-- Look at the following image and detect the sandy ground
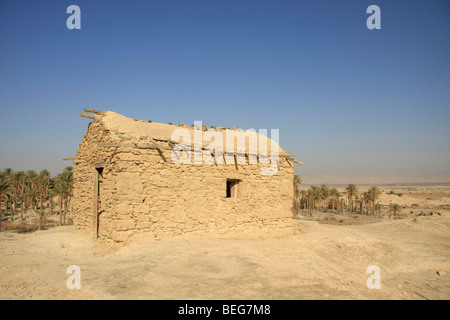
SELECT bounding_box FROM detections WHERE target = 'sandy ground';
[0,187,449,300]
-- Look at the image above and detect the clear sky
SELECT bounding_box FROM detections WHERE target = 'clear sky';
[0,0,449,184]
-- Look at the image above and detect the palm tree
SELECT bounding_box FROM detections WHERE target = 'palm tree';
[39,169,51,191]
[48,188,57,217]
[1,169,13,216]
[25,170,38,212]
[53,179,67,226]
[299,189,307,211]
[320,184,329,210]
[62,167,73,222]
[329,188,341,212]
[362,191,372,215]
[368,186,381,215]
[345,184,358,213]
[10,171,25,221]
[33,170,51,230]
[354,195,361,214]
[305,188,313,212]
[0,176,13,231]
[293,175,302,186]
[26,186,39,211]
[9,171,27,221]
[293,175,302,213]
[33,183,45,230]
[389,203,401,219]
[38,170,51,210]
[310,185,320,212]
[54,167,73,225]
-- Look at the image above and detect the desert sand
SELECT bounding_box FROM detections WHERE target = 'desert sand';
[0,185,449,300]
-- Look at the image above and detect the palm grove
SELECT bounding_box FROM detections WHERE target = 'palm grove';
[0,167,73,231]
[293,175,401,218]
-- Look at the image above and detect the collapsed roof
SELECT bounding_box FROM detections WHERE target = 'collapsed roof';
[80,109,302,165]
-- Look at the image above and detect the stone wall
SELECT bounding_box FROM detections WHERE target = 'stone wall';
[73,121,295,246]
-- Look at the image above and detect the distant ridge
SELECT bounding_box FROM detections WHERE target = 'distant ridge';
[301,182,450,187]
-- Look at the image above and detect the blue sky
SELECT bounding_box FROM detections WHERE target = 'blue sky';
[0,0,449,183]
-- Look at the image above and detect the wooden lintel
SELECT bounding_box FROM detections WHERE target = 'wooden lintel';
[136,144,171,150]
[80,112,97,120]
[98,143,134,148]
[83,108,104,115]
[97,142,171,150]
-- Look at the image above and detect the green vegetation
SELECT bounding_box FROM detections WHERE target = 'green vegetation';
[388,190,403,197]
[0,167,73,230]
[389,203,402,219]
[293,179,384,216]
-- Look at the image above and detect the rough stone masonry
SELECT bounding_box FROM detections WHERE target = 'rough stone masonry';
[72,109,302,245]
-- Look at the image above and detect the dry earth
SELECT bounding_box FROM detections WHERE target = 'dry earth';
[0,186,449,300]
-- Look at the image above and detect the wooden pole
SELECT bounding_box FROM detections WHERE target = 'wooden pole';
[80,112,97,120]
[83,108,104,115]
[93,168,99,239]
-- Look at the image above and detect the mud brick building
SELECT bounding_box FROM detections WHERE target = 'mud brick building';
[72,109,302,245]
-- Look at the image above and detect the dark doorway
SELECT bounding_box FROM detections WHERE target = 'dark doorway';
[226,179,240,198]
[93,167,103,239]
